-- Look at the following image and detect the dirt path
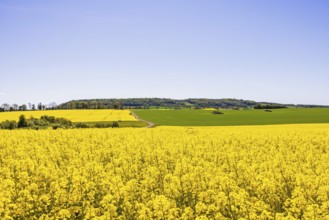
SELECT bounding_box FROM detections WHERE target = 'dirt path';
[131,112,155,128]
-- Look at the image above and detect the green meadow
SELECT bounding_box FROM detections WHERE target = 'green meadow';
[134,108,329,126]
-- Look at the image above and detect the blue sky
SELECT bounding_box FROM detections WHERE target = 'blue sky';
[0,0,328,105]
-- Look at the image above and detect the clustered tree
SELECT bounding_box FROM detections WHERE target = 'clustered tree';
[254,104,287,109]
[0,115,72,130]
[17,115,27,128]
[0,115,120,130]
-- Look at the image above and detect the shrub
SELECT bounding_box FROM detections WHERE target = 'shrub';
[26,120,37,129]
[212,110,224,115]
[95,123,112,128]
[112,121,120,128]
[55,118,72,127]
[18,115,27,128]
[75,123,90,129]
[0,120,17,130]
[52,124,60,130]
[41,115,56,123]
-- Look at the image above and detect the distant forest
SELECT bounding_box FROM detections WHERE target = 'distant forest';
[1,98,328,112]
[56,98,328,110]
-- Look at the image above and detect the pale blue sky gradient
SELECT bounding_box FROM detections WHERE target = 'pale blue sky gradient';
[1,0,328,105]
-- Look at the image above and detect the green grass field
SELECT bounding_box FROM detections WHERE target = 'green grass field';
[134,108,329,126]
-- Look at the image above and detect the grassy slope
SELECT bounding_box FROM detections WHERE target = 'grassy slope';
[134,108,329,126]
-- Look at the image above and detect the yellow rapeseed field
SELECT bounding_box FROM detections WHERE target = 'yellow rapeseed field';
[0,124,328,219]
[0,110,137,122]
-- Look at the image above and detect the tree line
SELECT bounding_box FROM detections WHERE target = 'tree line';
[58,99,329,109]
[57,98,268,109]
[254,104,287,109]
[0,102,57,112]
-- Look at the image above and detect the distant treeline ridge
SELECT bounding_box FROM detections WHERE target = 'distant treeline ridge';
[1,98,328,112]
[56,98,328,109]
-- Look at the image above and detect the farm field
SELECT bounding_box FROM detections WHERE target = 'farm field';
[134,108,329,126]
[0,110,137,123]
[0,124,328,219]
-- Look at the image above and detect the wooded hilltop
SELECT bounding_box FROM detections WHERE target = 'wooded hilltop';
[1,98,328,112]
[56,98,328,110]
